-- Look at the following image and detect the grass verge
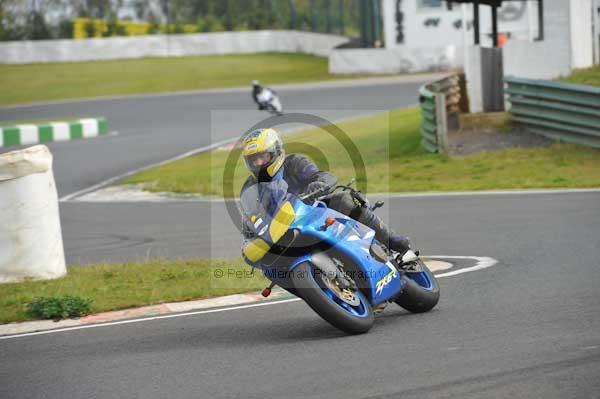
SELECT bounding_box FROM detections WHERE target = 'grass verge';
[120,107,600,196]
[0,52,374,106]
[559,65,600,87]
[0,258,266,324]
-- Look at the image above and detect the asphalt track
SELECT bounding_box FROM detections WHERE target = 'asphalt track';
[0,77,427,197]
[1,78,599,398]
[2,191,599,398]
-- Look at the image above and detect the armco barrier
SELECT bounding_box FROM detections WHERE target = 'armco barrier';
[0,117,107,147]
[418,74,463,153]
[505,77,600,148]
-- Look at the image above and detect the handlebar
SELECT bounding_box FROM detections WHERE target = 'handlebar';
[298,179,385,212]
[298,183,355,202]
[299,185,332,201]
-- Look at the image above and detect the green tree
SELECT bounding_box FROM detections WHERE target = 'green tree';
[0,0,25,40]
[197,15,224,33]
[84,19,96,37]
[57,18,74,38]
[0,16,5,41]
[74,0,121,18]
[26,10,51,40]
[146,12,160,34]
[103,11,127,37]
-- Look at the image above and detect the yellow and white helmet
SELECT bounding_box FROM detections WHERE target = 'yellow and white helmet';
[241,128,285,181]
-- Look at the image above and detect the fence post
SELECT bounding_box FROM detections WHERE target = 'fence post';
[435,93,448,153]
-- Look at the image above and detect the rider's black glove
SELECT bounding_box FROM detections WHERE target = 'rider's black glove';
[304,181,329,197]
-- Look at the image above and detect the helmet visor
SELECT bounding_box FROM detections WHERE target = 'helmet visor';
[244,151,273,175]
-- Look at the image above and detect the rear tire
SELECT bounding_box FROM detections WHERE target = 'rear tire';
[291,262,374,334]
[395,260,440,313]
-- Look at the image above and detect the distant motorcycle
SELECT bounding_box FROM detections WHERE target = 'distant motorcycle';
[240,179,440,334]
[252,81,283,116]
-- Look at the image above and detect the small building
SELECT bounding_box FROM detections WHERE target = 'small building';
[330,0,596,79]
[331,0,540,74]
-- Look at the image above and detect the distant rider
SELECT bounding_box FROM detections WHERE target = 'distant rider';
[239,128,411,255]
[251,80,277,111]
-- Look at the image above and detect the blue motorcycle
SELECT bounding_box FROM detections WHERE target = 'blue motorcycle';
[240,179,440,334]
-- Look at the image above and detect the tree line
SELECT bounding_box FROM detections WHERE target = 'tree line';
[0,0,380,42]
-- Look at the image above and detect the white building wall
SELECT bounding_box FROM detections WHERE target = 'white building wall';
[329,45,461,74]
[503,0,593,79]
[570,0,593,69]
[465,45,483,113]
[382,0,538,53]
[334,0,539,74]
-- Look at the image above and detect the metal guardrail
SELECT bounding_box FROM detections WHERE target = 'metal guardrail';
[505,76,600,148]
[419,74,463,153]
[419,86,438,152]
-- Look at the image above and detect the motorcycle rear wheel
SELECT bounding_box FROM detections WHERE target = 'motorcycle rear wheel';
[291,262,374,334]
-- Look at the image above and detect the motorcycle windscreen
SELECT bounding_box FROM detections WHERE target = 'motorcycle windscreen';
[240,179,296,249]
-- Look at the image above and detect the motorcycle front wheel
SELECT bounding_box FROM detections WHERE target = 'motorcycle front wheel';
[291,262,374,334]
[394,259,440,313]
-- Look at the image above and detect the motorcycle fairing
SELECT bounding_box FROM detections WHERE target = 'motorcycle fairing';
[240,182,405,306]
[287,199,405,305]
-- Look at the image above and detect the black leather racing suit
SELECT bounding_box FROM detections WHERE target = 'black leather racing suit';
[240,154,409,253]
[252,85,276,111]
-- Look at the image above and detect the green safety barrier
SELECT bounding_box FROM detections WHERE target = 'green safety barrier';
[505,77,600,148]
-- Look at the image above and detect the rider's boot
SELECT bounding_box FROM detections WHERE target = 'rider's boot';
[356,208,411,255]
[374,302,389,314]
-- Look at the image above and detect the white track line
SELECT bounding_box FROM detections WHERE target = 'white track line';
[73,187,600,203]
[370,189,600,198]
[428,256,498,277]
[0,255,497,340]
[59,111,391,202]
[59,136,236,201]
[0,298,302,340]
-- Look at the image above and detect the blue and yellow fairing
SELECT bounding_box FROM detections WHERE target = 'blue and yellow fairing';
[242,197,405,306]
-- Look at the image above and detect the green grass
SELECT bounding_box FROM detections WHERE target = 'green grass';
[0,52,373,106]
[459,112,512,132]
[0,258,266,324]
[559,65,600,87]
[120,107,600,196]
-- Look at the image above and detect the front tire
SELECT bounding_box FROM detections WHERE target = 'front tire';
[291,262,374,334]
[395,259,440,313]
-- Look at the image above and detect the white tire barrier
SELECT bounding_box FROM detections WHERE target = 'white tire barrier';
[0,145,66,283]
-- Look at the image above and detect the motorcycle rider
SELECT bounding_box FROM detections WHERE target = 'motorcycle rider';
[239,128,411,255]
[251,80,276,111]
